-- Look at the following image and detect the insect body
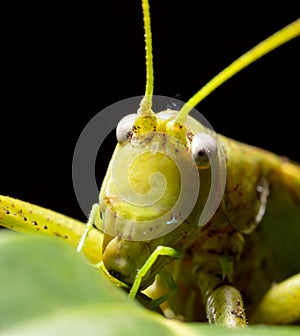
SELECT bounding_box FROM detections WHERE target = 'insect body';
[76,1,300,326]
[95,103,300,326]
[1,0,300,329]
[81,0,300,326]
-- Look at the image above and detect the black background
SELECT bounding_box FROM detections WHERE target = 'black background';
[1,1,299,222]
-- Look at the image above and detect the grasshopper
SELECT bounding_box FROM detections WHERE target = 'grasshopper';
[1,0,300,328]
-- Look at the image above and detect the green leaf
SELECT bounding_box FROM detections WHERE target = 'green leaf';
[0,232,299,336]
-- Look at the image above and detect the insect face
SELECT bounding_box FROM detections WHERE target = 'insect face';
[96,108,226,287]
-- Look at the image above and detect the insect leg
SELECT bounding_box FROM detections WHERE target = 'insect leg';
[129,246,182,299]
[192,224,247,327]
[250,273,300,324]
[206,284,246,327]
[147,270,178,310]
[194,259,246,327]
[77,203,101,253]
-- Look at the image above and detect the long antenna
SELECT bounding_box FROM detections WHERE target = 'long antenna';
[138,0,155,116]
[175,18,300,122]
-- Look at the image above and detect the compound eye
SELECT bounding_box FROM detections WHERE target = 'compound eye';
[116,114,137,143]
[192,133,218,169]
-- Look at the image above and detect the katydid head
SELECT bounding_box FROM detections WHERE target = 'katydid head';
[98,107,225,237]
[97,106,226,287]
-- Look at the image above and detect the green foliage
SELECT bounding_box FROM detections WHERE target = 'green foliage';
[1,232,300,335]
